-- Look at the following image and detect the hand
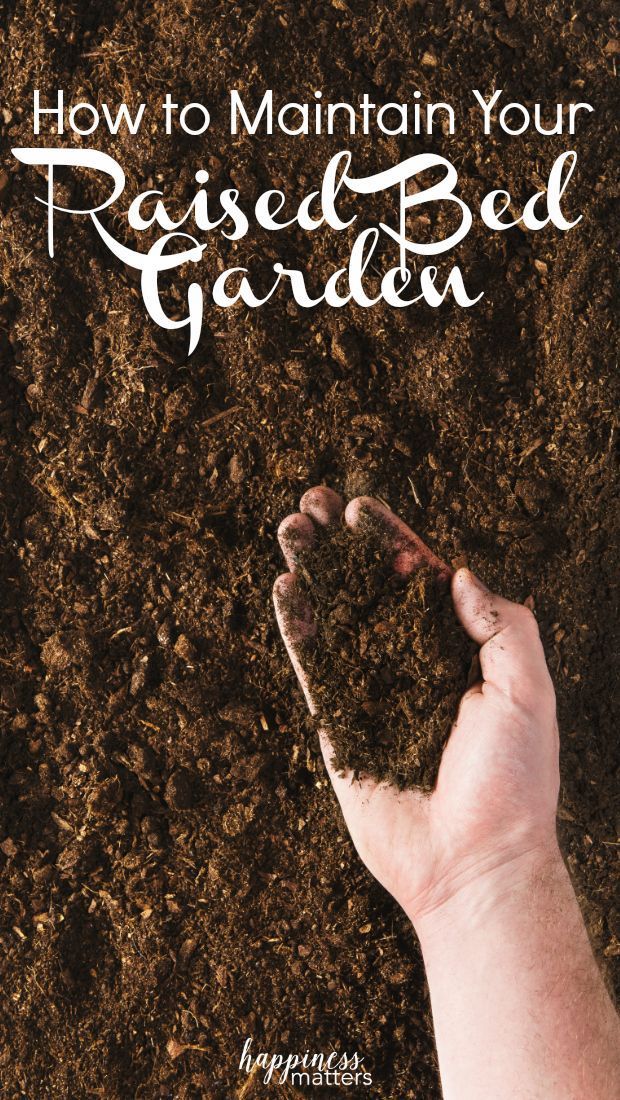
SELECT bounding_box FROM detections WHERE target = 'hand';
[273,487,560,930]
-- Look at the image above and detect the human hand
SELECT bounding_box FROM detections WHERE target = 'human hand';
[273,487,560,931]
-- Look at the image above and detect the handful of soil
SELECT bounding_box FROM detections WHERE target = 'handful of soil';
[294,523,475,791]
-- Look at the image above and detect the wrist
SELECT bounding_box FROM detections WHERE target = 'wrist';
[409,841,567,951]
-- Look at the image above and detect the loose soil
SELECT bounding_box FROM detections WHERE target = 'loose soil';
[293,526,472,791]
[0,3,618,1099]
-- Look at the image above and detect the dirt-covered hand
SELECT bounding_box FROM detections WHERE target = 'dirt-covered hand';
[273,487,560,928]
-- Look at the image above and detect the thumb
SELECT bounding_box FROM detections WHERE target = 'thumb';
[451,568,555,710]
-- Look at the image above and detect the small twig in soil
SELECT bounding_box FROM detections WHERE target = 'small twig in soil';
[236,1062,260,1099]
[201,405,242,428]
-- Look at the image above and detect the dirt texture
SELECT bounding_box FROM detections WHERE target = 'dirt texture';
[0,2,618,1098]
[292,527,472,791]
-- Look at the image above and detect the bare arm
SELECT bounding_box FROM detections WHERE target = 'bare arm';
[273,487,620,1100]
[415,848,620,1100]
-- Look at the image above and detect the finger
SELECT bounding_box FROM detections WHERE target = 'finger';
[275,558,397,835]
[451,568,555,708]
[273,572,317,712]
[277,512,315,571]
[344,496,451,580]
[273,575,376,811]
[318,727,350,786]
[300,485,344,528]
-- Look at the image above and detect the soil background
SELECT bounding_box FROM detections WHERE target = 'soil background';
[0,2,618,1097]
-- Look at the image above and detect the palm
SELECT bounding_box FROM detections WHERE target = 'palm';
[337,700,546,913]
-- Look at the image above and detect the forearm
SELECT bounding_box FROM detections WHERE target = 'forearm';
[412,844,620,1100]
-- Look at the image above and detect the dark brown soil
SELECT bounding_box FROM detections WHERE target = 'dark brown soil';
[0,2,618,1099]
[293,525,472,790]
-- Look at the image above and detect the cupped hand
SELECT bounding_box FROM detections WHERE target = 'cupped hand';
[273,487,560,929]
